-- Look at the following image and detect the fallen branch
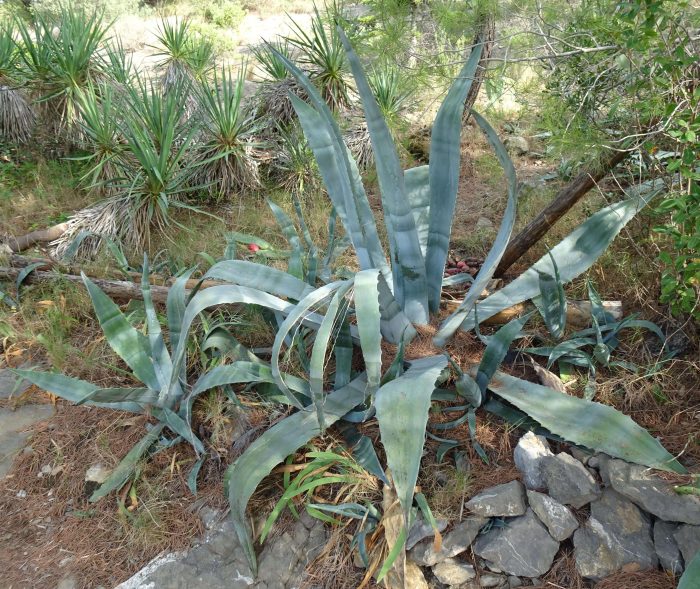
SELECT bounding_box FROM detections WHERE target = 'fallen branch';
[2,222,70,253]
[494,149,628,277]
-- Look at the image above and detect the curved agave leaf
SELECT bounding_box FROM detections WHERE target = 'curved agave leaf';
[271,280,350,409]
[13,370,146,413]
[533,252,567,340]
[341,29,429,325]
[205,260,314,301]
[375,355,449,524]
[309,282,353,429]
[224,374,369,575]
[435,111,519,346]
[76,387,158,406]
[485,371,686,474]
[152,407,205,455]
[425,42,484,312]
[267,199,304,279]
[458,192,655,331]
[377,272,416,345]
[82,273,159,391]
[141,258,173,392]
[201,327,261,363]
[354,269,383,395]
[166,267,197,353]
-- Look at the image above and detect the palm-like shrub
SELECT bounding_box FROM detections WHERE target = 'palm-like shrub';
[286,7,350,111]
[17,30,687,579]
[251,41,307,127]
[154,18,214,92]
[14,7,109,142]
[193,66,261,200]
[0,23,34,143]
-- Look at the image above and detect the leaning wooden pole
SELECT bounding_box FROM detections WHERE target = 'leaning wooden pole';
[494,150,628,277]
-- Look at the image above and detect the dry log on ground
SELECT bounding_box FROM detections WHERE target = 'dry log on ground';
[2,222,70,253]
[494,150,628,277]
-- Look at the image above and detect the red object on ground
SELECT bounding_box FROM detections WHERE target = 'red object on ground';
[247,243,260,253]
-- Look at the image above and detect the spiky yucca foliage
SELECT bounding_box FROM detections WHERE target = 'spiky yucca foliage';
[273,121,321,198]
[101,39,138,88]
[286,7,350,111]
[367,65,411,124]
[74,83,129,195]
[0,23,34,143]
[251,41,307,127]
[154,18,214,92]
[194,66,261,201]
[14,7,109,142]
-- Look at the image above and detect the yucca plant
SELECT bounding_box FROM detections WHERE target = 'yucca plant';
[0,22,35,143]
[367,64,411,124]
[14,6,109,142]
[16,29,688,580]
[251,41,307,127]
[154,18,214,92]
[286,7,350,111]
[193,65,261,201]
[101,39,138,88]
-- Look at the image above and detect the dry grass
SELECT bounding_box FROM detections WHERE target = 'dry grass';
[594,569,677,589]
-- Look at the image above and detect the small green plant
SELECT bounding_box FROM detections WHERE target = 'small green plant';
[272,121,321,198]
[202,0,246,29]
[367,65,411,125]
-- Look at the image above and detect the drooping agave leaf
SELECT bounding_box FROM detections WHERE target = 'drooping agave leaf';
[310,282,353,429]
[458,193,655,331]
[485,371,687,474]
[81,274,159,391]
[334,320,353,389]
[224,374,369,575]
[191,361,309,398]
[151,406,204,455]
[354,270,383,394]
[205,260,315,301]
[90,423,166,502]
[75,387,158,406]
[268,199,304,279]
[476,312,534,393]
[375,355,449,524]
[15,262,44,301]
[201,326,261,363]
[339,424,389,484]
[291,194,319,285]
[404,165,431,257]
[340,29,429,324]
[12,370,145,413]
[435,111,519,346]
[271,280,350,408]
[533,252,567,340]
[377,272,417,345]
[425,42,484,312]
[679,551,700,589]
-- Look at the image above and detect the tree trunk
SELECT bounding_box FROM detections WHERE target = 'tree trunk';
[494,149,628,277]
[463,10,496,122]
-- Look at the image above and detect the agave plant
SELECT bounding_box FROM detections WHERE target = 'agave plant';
[193,65,261,200]
[14,6,109,142]
[286,7,350,111]
[17,29,688,580]
[0,23,35,143]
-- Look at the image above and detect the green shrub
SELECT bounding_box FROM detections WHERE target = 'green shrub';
[202,0,246,29]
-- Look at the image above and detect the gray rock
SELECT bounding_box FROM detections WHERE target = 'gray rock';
[569,446,592,465]
[526,490,579,541]
[85,463,110,484]
[409,516,487,566]
[504,136,529,155]
[476,217,495,230]
[654,520,683,574]
[601,458,700,525]
[507,576,522,588]
[674,524,700,566]
[0,403,54,479]
[541,453,600,508]
[473,509,559,577]
[431,558,476,585]
[513,432,553,490]
[115,512,327,589]
[406,514,448,550]
[56,577,79,589]
[465,481,527,518]
[479,574,507,587]
[573,488,657,580]
[0,366,32,399]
